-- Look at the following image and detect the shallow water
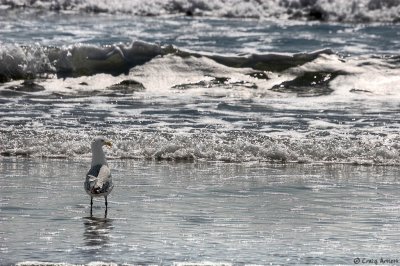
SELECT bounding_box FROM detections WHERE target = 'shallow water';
[2,158,400,265]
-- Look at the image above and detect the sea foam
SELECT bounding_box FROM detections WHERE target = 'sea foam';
[1,0,400,22]
[1,42,400,166]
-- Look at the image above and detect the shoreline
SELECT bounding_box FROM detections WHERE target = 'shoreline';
[2,155,400,167]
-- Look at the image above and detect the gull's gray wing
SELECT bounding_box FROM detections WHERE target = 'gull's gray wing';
[95,165,111,189]
[86,164,113,194]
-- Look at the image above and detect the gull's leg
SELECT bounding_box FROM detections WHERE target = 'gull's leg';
[90,197,93,216]
[104,196,108,217]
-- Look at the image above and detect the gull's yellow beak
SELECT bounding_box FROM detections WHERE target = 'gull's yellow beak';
[104,140,113,147]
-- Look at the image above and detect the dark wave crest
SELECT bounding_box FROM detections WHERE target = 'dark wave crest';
[0,41,334,81]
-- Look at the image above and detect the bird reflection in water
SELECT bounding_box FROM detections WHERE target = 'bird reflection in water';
[83,211,113,248]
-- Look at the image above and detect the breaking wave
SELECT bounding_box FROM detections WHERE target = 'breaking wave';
[2,129,400,165]
[1,41,400,165]
[0,41,164,81]
[0,41,335,81]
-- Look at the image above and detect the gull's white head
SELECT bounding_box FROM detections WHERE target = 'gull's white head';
[91,137,112,150]
[91,137,112,166]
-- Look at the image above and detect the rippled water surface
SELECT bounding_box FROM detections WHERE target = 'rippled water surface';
[2,158,400,265]
[1,10,399,54]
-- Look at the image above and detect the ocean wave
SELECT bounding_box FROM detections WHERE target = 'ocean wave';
[1,41,400,166]
[2,41,399,99]
[1,41,399,99]
[1,0,400,22]
[2,129,400,165]
[0,41,334,81]
[0,41,164,81]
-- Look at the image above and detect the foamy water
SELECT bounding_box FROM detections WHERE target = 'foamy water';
[1,11,400,164]
[1,0,400,22]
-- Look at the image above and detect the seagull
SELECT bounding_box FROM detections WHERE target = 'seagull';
[85,137,114,216]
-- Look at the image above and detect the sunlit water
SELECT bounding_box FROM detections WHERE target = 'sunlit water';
[1,10,399,54]
[1,6,400,265]
[1,158,400,265]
